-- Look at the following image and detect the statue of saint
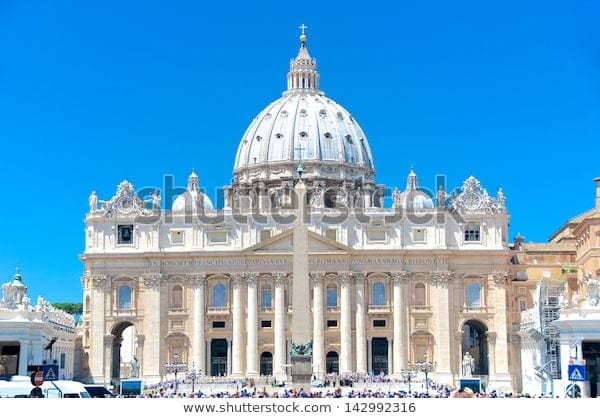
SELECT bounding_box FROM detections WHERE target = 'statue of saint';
[130,356,140,378]
[310,184,324,208]
[497,187,505,209]
[437,185,446,208]
[392,188,402,208]
[354,186,363,209]
[224,188,232,209]
[151,190,161,211]
[462,352,476,377]
[336,188,347,208]
[89,191,98,213]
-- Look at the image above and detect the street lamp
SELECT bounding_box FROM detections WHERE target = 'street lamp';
[415,354,437,394]
[164,353,188,395]
[187,367,198,395]
[400,365,418,394]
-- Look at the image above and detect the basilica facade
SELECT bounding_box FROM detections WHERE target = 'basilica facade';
[80,31,513,391]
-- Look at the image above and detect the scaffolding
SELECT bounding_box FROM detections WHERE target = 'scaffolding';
[537,279,562,379]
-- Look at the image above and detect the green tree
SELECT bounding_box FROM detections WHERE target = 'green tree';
[52,302,83,315]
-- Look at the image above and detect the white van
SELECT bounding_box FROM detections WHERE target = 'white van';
[0,376,91,398]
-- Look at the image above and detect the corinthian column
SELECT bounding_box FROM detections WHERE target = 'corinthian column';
[190,274,206,375]
[273,273,287,380]
[311,272,325,379]
[246,273,259,377]
[231,273,244,377]
[432,271,453,383]
[340,272,353,375]
[354,272,367,374]
[392,271,408,375]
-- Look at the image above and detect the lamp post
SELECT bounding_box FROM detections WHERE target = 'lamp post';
[400,365,418,394]
[164,353,188,395]
[187,367,198,395]
[415,354,437,395]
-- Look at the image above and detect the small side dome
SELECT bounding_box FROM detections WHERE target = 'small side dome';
[172,170,214,215]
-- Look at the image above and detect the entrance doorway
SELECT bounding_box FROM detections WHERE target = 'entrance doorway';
[260,352,273,376]
[210,339,228,376]
[583,341,600,398]
[326,351,339,374]
[110,322,135,384]
[461,320,488,375]
[372,338,389,375]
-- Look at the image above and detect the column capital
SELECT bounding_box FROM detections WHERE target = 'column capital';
[352,272,367,283]
[430,271,454,286]
[309,271,327,284]
[273,272,288,285]
[339,271,352,285]
[492,272,508,287]
[142,273,162,289]
[90,274,110,290]
[391,271,410,284]
[246,273,259,286]
[187,274,206,289]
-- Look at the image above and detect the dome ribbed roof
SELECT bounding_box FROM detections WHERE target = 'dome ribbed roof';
[232,30,375,183]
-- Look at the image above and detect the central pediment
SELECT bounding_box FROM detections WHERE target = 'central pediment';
[244,229,351,253]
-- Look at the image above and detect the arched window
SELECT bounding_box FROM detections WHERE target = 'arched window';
[212,283,227,307]
[118,286,132,310]
[326,285,337,309]
[466,282,481,307]
[261,286,272,310]
[414,283,426,307]
[171,285,183,310]
[517,297,527,312]
[372,282,386,306]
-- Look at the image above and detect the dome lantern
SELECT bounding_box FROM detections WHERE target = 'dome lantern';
[286,24,321,95]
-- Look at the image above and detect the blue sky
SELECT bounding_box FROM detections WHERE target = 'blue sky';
[1,0,599,302]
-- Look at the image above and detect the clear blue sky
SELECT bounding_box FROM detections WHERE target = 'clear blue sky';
[1,0,599,302]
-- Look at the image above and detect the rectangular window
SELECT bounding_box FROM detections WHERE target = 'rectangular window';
[212,321,226,329]
[60,353,66,369]
[170,230,184,244]
[117,225,134,245]
[413,228,426,243]
[466,282,482,307]
[464,222,481,242]
[368,229,386,242]
[519,300,527,312]
[259,229,272,242]
[325,228,338,241]
[327,320,338,328]
[373,319,386,328]
[261,320,272,328]
[326,287,337,308]
[209,231,228,244]
[260,289,272,309]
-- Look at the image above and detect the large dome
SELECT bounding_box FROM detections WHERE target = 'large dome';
[233,32,375,185]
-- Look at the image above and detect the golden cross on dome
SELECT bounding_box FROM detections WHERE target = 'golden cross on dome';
[299,24,307,35]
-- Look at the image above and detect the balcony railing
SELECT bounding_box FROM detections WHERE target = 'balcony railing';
[207,306,230,315]
[260,306,273,313]
[368,304,391,313]
[410,305,431,312]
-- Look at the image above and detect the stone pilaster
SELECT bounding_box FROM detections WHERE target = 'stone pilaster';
[339,271,353,375]
[488,272,513,391]
[310,272,326,379]
[392,271,409,375]
[246,273,259,377]
[354,272,367,374]
[189,274,206,374]
[142,273,163,382]
[231,273,245,377]
[273,273,287,380]
[432,271,453,383]
[89,274,109,383]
